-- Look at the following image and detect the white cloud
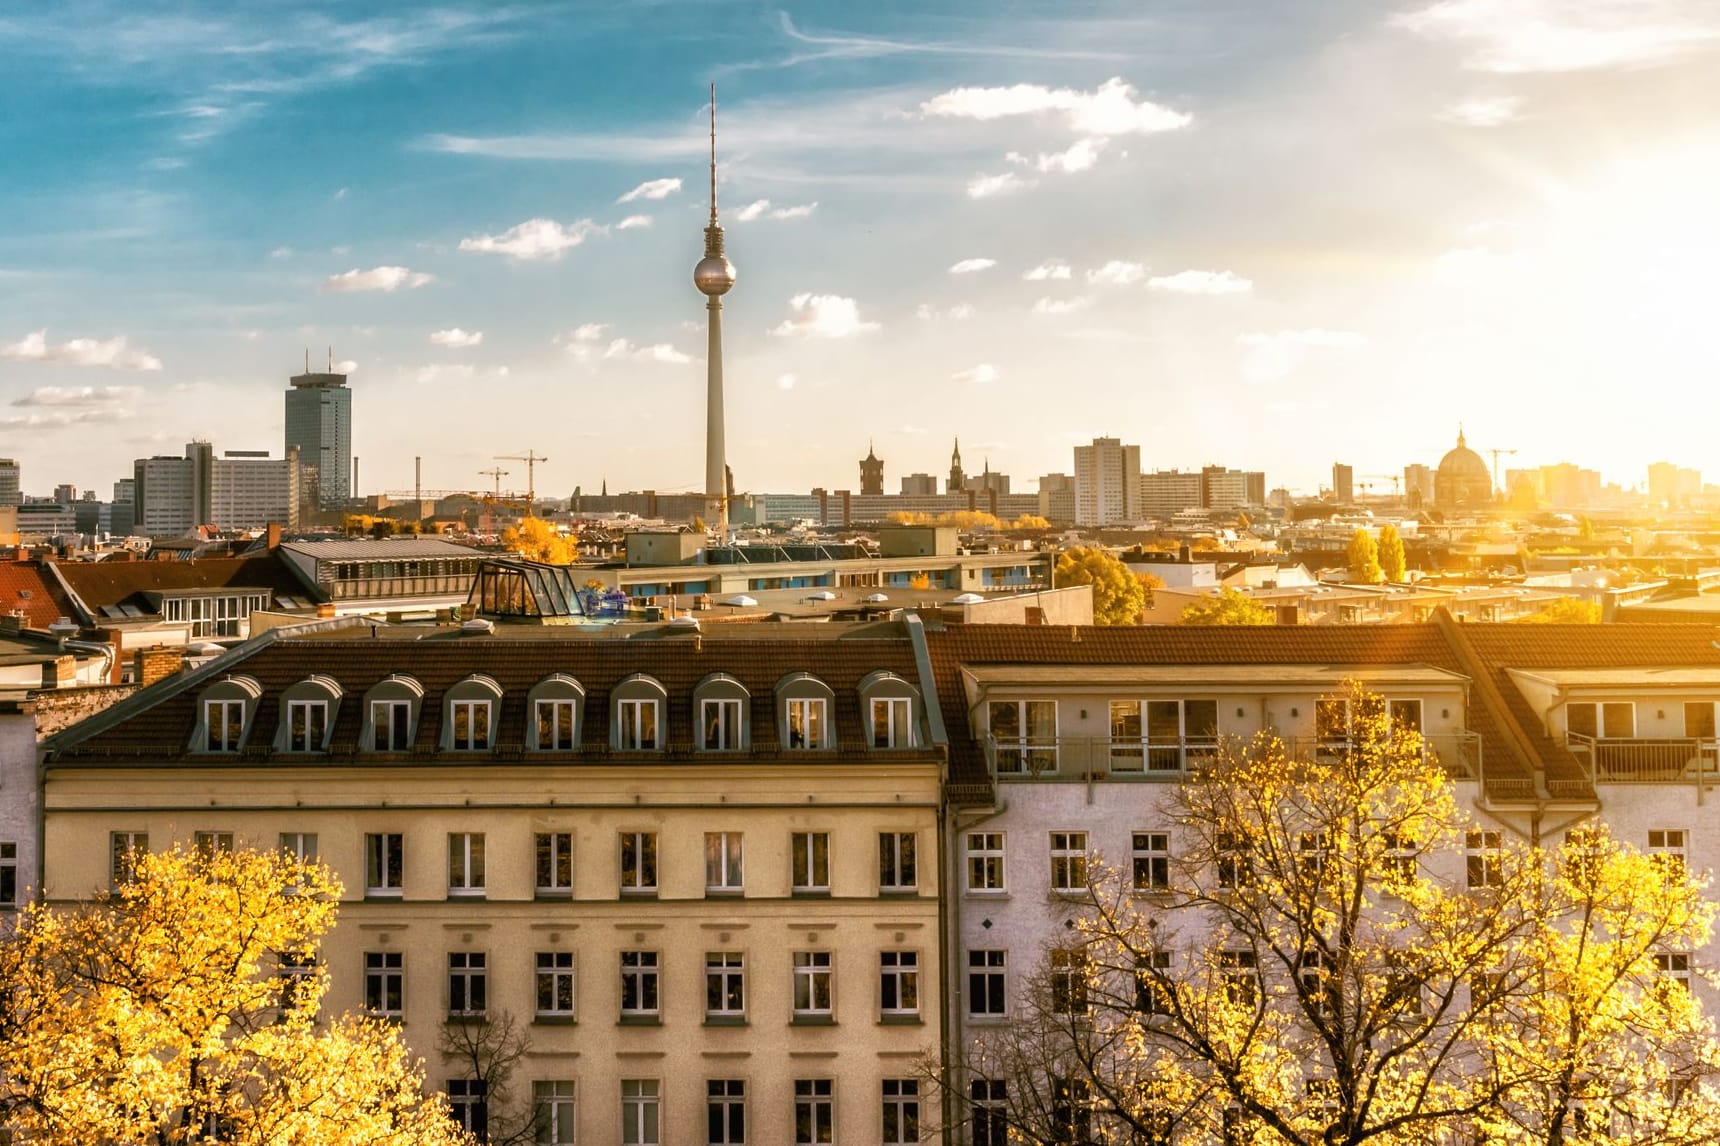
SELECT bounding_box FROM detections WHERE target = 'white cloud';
[952,363,1000,384]
[2,330,163,371]
[617,177,682,203]
[1440,96,1522,125]
[269,246,292,259]
[1033,296,1093,315]
[733,198,818,222]
[776,373,798,390]
[968,171,1032,199]
[1238,329,1364,382]
[948,303,977,320]
[735,199,771,222]
[322,266,434,292]
[430,328,484,348]
[1024,261,1072,281]
[334,359,358,373]
[770,202,818,220]
[949,258,997,274]
[771,293,880,338]
[603,338,692,365]
[12,384,143,407]
[1034,137,1108,174]
[1087,260,1146,286]
[570,323,608,343]
[458,218,599,260]
[1148,269,1254,295]
[921,76,1192,136]
[616,214,653,230]
[333,187,349,200]
[415,363,509,384]
[917,302,978,321]
[1396,0,1720,72]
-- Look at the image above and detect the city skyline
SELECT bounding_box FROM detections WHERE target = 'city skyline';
[3,1,1719,497]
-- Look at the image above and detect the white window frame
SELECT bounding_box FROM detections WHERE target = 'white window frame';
[620,951,660,1019]
[1649,829,1689,879]
[448,951,487,1017]
[110,830,148,886]
[871,696,914,748]
[533,1080,577,1146]
[536,698,578,751]
[880,950,919,1017]
[536,831,574,896]
[279,831,318,864]
[1050,831,1089,893]
[620,831,658,895]
[1132,831,1170,892]
[787,697,829,749]
[794,1079,834,1146]
[705,951,746,1019]
[705,832,744,894]
[988,698,1056,773]
[365,832,404,897]
[535,951,576,1019]
[621,1079,660,1146]
[364,950,403,1017]
[285,699,328,752]
[1050,947,1090,1015]
[971,1080,1008,1146]
[448,832,485,897]
[205,698,245,752]
[967,948,1006,1018]
[701,697,745,751]
[617,698,660,750]
[194,830,234,861]
[707,1078,746,1146]
[965,831,1005,893]
[792,832,830,894]
[880,831,917,893]
[1656,952,1693,992]
[793,951,833,1019]
[450,698,492,751]
[370,698,412,751]
[1567,700,1635,740]
[1466,829,1503,889]
[882,1078,920,1146]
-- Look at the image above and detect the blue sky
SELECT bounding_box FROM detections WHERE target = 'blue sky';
[4,1,1720,502]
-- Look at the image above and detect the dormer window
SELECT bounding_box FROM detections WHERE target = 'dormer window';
[276,675,342,754]
[694,674,751,753]
[361,675,423,753]
[777,673,835,751]
[192,675,263,754]
[612,674,666,751]
[860,671,921,749]
[443,675,503,752]
[528,674,585,751]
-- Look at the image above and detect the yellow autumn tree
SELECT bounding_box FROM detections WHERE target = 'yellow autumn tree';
[0,846,471,1146]
[1179,585,1275,625]
[500,515,575,564]
[1055,546,1145,626]
[1518,596,1601,623]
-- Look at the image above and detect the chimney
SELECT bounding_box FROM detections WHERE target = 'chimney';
[0,613,22,635]
[40,655,74,689]
[265,522,282,551]
[317,602,336,619]
[134,646,186,687]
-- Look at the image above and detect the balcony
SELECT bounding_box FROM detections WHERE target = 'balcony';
[984,732,1482,783]
[1566,733,1719,784]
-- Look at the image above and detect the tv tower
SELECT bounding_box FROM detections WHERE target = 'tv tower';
[693,84,737,543]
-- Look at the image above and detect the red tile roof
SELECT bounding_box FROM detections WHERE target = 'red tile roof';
[0,563,78,629]
[54,554,310,617]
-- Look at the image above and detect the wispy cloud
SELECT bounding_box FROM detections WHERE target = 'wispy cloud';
[776,373,798,390]
[916,303,977,321]
[761,11,1125,69]
[1027,137,1108,174]
[617,177,681,203]
[414,362,511,385]
[1033,296,1093,315]
[1396,0,1720,72]
[1087,260,1146,286]
[2,330,162,371]
[921,77,1191,137]
[430,327,483,348]
[1238,329,1364,381]
[12,383,145,406]
[733,198,817,222]
[948,258,997,275]
[616,214,652,230]
[458,218,599,260]
[322,266,434,292]
[604,338,691,365]
[968,171,1032,199]
[771,293,880,338]
[1439,96,1522,125]
[1148,269,1254,295]
[1024,261,1072,281]
[952,363,999,384]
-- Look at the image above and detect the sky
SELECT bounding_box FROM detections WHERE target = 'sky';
[3,0,1720,502]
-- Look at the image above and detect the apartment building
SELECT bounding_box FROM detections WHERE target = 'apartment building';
[1073,437,1141,527]
[41,617,947,1145]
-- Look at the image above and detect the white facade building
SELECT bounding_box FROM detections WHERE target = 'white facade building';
[1073,437,1141,527]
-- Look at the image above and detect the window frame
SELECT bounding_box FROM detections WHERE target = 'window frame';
[620,950,661,1020]
[1049,947,1090,1016]
[794,1078,835,1146]
[620,831,658,896]
[528,673,584,751]
[204,697,247,753]
[447,1078,488,1138]
[1132,831,1170,893]
[533,1080,577,1146]
[0,841,17,908]
[621,1078,661,1146]
[536,831,574,897]
[861,670,921,750]
[793,950,833,1020]
[535,951,576,1020]
[967,948,1006,1018]
[881,1078,920,1146]
[361,674,423,753]
[110,830,148,887]
[284,698,330,753]
[705,831,744,895]
[1049,830,1089,894]
[708,1078,746,1145]
[792,832,830,895]
[363,950,404,1018]
[448,950,488,1018]
[365,832,405,898]
[613,675,666,751]
[448,831,486,898]
[1466,829,1503,890]
[965,831,1005,893]
[879,949,920,1018]
[1649,828,1689,879]
[705,951,746,1021]
[879,831,918,894]
[988,698,1056,773]
[786,695,830,750]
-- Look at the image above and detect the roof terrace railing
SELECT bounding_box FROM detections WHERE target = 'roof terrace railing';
[984,731,1482,785]
[1566,732,1719,785]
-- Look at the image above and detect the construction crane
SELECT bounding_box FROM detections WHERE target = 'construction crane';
[1485,448,1518,497]
[1361,474,1402,499]
[478,467,509,498]
[498,451,549,508]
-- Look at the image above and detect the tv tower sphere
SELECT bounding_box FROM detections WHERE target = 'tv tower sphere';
[694,252,735,296]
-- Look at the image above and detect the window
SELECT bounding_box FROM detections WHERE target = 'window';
[787,697,828,749]
[701,698,745,751]
[988,699,1055,773]
[536,952,575,1019]
[1316,698,1354,755]
[1385,952,1422,1016]
[792,832,830,894]
[1562,826,1606,884]
[971,1079,1008,1146]
[449,951,487,1017]
[194,831,234,862]
[620,951,660,1019]
[1217,831,1252,890]
[279,832,318,864]
[448,1079,488,1139]
[880,950,919,1017]
[1050,831,1088,893]
[1050,948,1089,1015]
[1136,951,1172,1015]
[1109,699,1219,771]
[364,951,403,1017]
[706,952,745,1019]
[536,699,577,750]
[365,833,404,896]
[277,953,316,1017]
[620,832,658,895]
[0,842,17,908]
[1381,829,1417,885]
[370,698,412,751]
[708,1079,746,1145]
[1220,950,1259,1009]
[1656,952,1692,992]
[968,949,1006,1017]
[1299,830,1333,880]
[870,696,911,749]
[794,1079,834,1146]
[111,831,148,886]
[706,832,744,894]
[793,951,833,1019]
[882,1079,920,1145]
[1389,698,1423,732]
[1685,702,1716,740]
[534,1080,577,1146]
[1132,832,1169,892]
[880,832,917,893]
[205,698,245,751]
[1466,830,1502,889]
[966,832,1005,893]
[450,699,492,751]
[536,833,574,896]
[1052,1077,1091,1145]
[1567,701,1634,740]
[622,1079,660,1146]
[449,832,486,897]
[1649,829,1689,879]
[618,698,660,750]
[285,699,328,752]
[1299,950,1336,1019]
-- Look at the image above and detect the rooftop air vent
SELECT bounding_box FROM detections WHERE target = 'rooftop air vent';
[459,618,496,636]
[667,615,701,630]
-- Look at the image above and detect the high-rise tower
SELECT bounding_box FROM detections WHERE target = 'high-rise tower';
[285,354,351,510]
[693,85,737,542]
[947,438,966,495]
[859,442,884,496]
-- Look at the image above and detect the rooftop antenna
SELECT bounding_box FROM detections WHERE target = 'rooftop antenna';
[709,82,718,224]
[327,346,333,372]
[303,348,309,373]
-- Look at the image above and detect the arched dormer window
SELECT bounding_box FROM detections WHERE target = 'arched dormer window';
[276,675,343,753]
[776,672,835,750]
[444,674,503,752]
[859,670,922,749]
[192,674,263,753]
[694,672,751,752]
[612,673,666,751]
[529,673,585,751]
[361,675,424,753]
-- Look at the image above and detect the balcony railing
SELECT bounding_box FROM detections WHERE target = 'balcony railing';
[985,731,1482,783]
[1566,733,1719,784]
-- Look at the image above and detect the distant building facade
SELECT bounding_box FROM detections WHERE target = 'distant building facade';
[285,369,352,509]
[900,474,938,496]
[133,443,299,536]
[859,444,884,496]
[1435,431,1492,511]
[1073,437,1141,526]
[1333,462,1354,504]
[0,459,20,507]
